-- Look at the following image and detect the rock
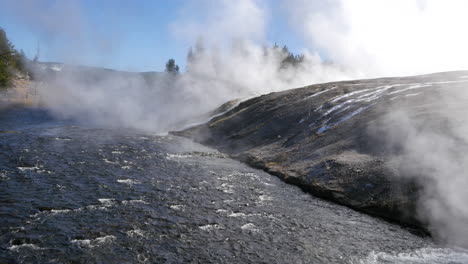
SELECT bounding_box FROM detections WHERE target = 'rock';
[173,71,468,231]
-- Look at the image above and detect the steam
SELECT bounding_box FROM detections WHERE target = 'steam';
[35,42,354,133]
[375,83,468,246]
[288,0,468,246]
[25,0,356,133]
[287,0,468,76]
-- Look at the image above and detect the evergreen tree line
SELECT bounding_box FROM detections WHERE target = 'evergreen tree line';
[0,28,29,88]
[271,43,305,69]
[164,42,305,75]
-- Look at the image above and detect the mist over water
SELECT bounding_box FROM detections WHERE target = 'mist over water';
[28,0,359,133]
[7,0,468,131]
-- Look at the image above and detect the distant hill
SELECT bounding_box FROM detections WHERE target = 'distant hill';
[33,62,164,83]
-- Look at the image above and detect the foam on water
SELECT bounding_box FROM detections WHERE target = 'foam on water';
[229,212,247,217]
[169,204,184,211]
[117,179,141,185]
[17,166,39,172]
[199,224,223,231]
[71,235,116,248]
[8,244,42,252]
[54,137,71,141]
[98,198,115,205]
[240,223,259,232]
[126,229,145,238]
[50,209,71,214]
[103,158,118,165]
[166,153,192,160]
[121,199,148,205]
[0,171,9,181]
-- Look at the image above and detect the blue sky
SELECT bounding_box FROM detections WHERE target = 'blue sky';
[0,0,305,72]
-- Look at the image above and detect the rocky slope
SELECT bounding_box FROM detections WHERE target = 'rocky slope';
[175,71,468,230]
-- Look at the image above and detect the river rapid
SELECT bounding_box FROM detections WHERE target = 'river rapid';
[1,107,467,263]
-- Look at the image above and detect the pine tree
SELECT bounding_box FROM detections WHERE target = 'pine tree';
[165,58,179,74]
[0,28,13,87]
[0,28,31,87]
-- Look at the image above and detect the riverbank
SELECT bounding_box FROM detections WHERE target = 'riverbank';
[0,78,40,109]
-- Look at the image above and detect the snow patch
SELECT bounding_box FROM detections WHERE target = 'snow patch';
[405,93,421,97]
[316,104,376,134]
[388,84,432,95]
[304,86,337,99]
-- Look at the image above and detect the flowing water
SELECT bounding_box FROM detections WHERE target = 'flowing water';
[1,107,467,263]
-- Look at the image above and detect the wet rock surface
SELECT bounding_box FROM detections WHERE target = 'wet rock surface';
[176,71,468,230]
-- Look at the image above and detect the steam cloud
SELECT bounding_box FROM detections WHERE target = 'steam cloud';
[377,85,468,247]
[6,0,468,247]
[22,0,357,132]
[293,0,468,247]
[287,0,468,76]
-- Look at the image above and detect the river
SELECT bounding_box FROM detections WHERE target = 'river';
[1,107,467,263]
